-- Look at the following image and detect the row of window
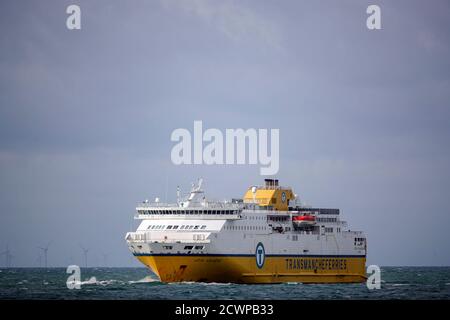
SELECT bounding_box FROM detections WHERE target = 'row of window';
[163,246,205,250]
[161,245,205,250]
[354,237,365,247]
[317,217,338,223]
[147,224,207,230]
[139,209,240,215]
[184,245,204,250]
[269,216,289,222]
[224,225,267,231]
[247,216,266,220]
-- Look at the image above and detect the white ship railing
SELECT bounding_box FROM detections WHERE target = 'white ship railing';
[125,232,211,243]
[250,185,292,190]
[137,201,242,209]
[134,213,242,220]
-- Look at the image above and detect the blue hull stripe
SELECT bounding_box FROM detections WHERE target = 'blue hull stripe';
[133,253,366,258]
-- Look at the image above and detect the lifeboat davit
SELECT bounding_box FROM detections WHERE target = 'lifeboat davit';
[292,215,316,227]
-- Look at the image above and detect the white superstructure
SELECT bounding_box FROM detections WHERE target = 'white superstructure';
[125,179,367,283]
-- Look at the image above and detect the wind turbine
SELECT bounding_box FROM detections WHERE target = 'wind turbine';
[37,242,51,268]
[35,253,42,268]
[101,252,109,267]
[79,245,89,268]
[0,245,13,268]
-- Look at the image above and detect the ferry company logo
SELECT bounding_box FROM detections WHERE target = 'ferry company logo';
[281,191,286,203]
[255,242,265,269]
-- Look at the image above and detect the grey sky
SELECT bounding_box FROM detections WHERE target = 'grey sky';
[1,0,450,267]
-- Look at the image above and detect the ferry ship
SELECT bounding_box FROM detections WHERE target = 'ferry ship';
[125,179,367,283]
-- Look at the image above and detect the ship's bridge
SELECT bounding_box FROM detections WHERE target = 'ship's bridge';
[243,179,295,211]
[135,178,242,219]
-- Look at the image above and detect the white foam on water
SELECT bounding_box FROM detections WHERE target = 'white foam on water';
[199,282,231,286]
[80,276,98,285]
[168,281,232,286]
[128,275,159,284]
[67,277,127,287]
[100,279,125,286]
[170,281,196,285]
[391,283,409,286]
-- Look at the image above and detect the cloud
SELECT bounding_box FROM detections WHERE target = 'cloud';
[160,0,283,50]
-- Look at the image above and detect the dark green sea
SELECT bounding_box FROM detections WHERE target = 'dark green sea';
[1,267,449,299]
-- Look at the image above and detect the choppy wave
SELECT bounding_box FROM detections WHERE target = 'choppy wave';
[200,282,232,286]
[65,276,103,287]
[65,275,160,287]
[128,276,159,284]
[2,267,450,299]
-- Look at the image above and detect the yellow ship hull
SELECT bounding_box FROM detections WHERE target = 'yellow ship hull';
[135,254,367,284]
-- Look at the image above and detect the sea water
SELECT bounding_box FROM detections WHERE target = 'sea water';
[1,267,449,299]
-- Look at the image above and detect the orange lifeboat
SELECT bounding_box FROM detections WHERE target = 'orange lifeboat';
[292,215,316,227]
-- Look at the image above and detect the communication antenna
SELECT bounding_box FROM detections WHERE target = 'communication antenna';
[251,186,257,203]
[197,178,203,191]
